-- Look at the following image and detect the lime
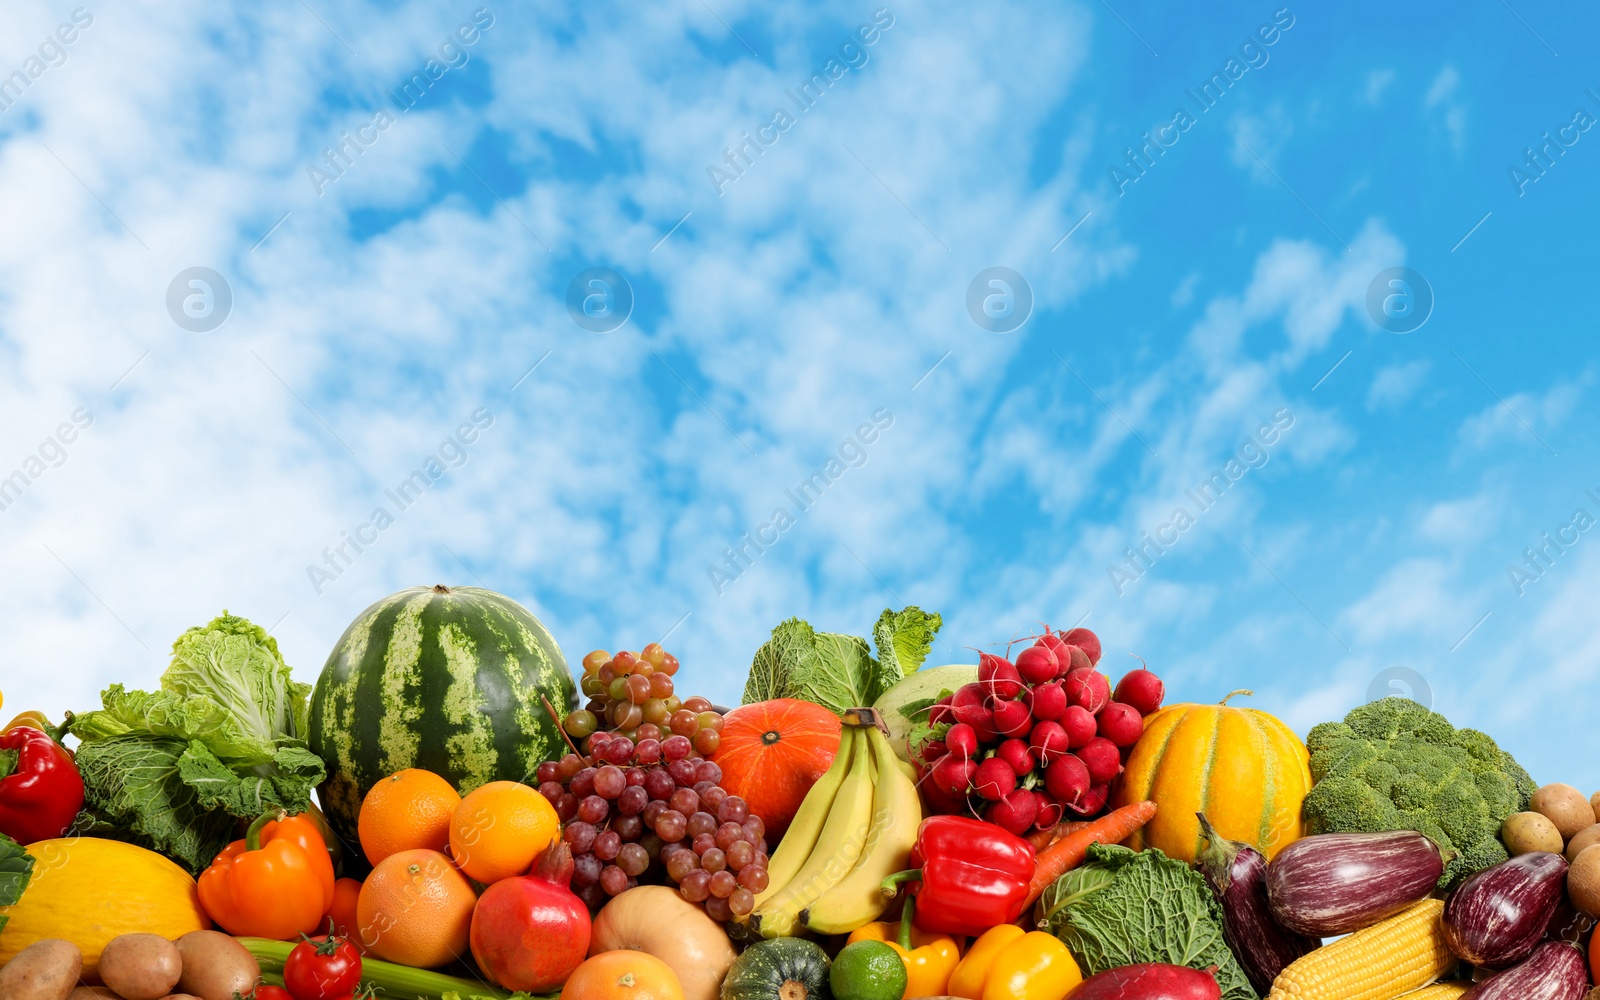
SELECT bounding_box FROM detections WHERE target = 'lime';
[829,940,907,1000]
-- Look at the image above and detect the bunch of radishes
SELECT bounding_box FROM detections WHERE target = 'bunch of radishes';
[913,626,1166,837]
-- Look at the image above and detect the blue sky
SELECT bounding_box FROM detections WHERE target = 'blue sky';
[2,1,1597,789]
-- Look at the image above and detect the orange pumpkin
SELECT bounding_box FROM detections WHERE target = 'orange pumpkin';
[1112,690,1311,865]
[711,699,842,839]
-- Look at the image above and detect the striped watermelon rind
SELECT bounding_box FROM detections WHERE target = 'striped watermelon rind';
[308,584,578,844]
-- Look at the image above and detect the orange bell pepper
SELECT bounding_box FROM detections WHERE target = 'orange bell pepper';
[199,810,336,940]
[846,896,961,998]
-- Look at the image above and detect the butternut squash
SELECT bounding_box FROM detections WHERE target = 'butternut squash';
[0,839,209,981]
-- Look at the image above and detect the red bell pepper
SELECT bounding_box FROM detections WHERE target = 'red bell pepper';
[882,815,1036,937]
[0,725,84,844]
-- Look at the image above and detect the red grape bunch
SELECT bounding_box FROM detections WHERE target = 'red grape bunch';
[537,732,770,921]
[564,644,726,757]
[912,626,1166,837]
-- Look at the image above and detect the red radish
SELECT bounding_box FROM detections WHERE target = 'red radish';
[1060,705,1098,749]
[1028,720,1070,766]
[1068,963,1220,1000]
[470,842,591,991]
[991,696,1033,738]
[1015,644,1059,684]
[978,654,1025,700]
[996,738,1036,777]
[1034,790,1064,829]
[1097,702,1145,748]
[1036,787,1062,825]
[1043,753,1091,807]
[928,696,955,725]
[945,722,979,759]
[1062,627,1102,665]
[986,788,1039,836]
[919,738,947,763]
[973,757,1017,801]
[1061,644,1093,675]
[951,683,987,726]
[969,712,1000,743]
[1037,630,1070,660]
[931,754,976,795]
[1028,681,1067,721]
[952,700,991,731]
[1068,782,1109,816]
[920,770,971,815]
[1114,667,1165,716]
[1065,669,1111,714]
[1078,737,1122,784]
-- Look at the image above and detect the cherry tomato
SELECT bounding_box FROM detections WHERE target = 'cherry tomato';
[283,933,362,1000]
[248,987,295,1000]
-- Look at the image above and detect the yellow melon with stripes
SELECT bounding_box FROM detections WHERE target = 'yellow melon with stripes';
[1111,689,1311,864]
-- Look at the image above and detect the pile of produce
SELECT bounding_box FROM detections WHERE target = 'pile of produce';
[5,586,1600,1000]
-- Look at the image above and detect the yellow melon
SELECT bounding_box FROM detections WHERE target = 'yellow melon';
[0,838,210,980]
[1112,690,1311,864]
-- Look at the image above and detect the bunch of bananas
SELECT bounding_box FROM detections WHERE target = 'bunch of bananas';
[749,707,923,937]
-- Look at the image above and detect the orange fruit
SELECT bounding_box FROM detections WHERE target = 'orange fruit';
[355,849,476,968]
[561,951,685,1000]
[449,780,561,884]
[358,768,462,866]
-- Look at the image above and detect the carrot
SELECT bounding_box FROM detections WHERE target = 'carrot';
[1020,800,1159,911]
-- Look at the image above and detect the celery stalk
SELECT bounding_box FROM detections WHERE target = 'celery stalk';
[237,937,552,1000]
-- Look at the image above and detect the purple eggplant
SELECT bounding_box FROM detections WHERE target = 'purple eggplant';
[1443,851,1568,967]
[1195,814,1318,993]
[1266,829,1443,936]
[1461,941,1589,1000]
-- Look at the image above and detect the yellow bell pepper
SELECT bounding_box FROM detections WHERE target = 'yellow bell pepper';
[949,927,1081,1000]
[3,711,55,736]
[845,897,962,998]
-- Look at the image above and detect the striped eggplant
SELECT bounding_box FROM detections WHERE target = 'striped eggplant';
[1266,829,1443,936]
[1195,813,1318,993]
[1443,851,1568,967]
[1461,941,1588,1000]
[309,585,577,844]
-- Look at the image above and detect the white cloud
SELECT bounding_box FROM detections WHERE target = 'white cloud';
[1418,493,1498,545]
[1458,377,1585,452]
[1423,65,1466,153]
[1366,359,1429,410]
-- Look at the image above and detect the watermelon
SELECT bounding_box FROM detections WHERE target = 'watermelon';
[308,584,577,844]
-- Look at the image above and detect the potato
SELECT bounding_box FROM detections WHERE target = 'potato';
[172,931,258,1000]
[1568,823,1600,862]
[158,996,203,1000]
[1502,811,1565,855]
[100,934,182,1000]
[67,990,122,1000]
[1567,844,1600,918]
[0,938,83,1000]
[1532,783,1596,839]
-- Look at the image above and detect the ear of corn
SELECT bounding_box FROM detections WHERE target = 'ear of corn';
[1396,984,1472,1000]
[1267,899,1454,1000]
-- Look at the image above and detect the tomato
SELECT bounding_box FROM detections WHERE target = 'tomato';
[283,933,363,1000]
[249,987,295,1000]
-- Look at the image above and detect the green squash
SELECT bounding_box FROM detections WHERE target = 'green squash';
[721,938,832,1000]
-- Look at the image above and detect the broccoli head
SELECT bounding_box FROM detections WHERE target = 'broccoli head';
[1302,697,1534,889]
